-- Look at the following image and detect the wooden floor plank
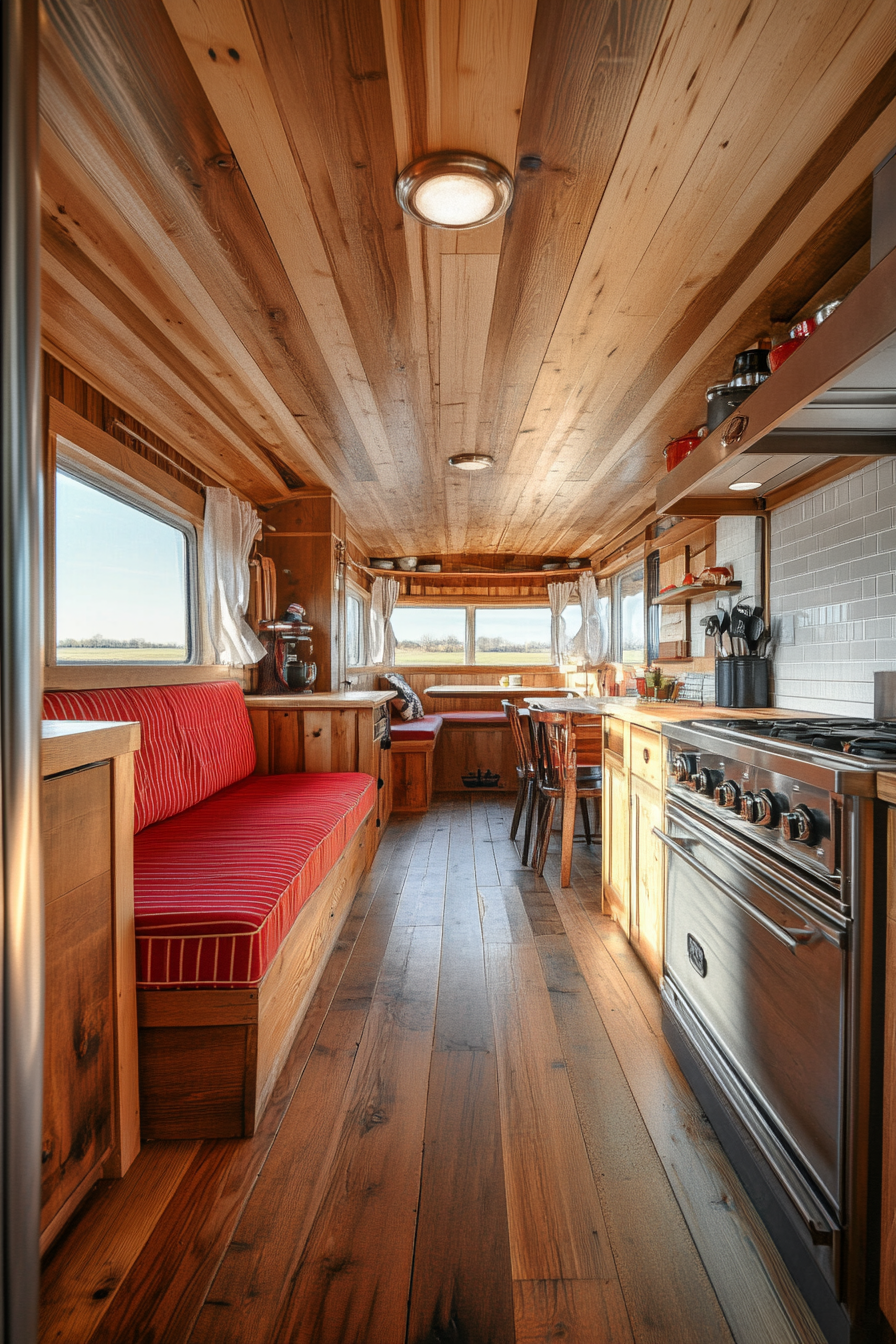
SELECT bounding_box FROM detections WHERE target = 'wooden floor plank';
[39,1140,199,1344]
[537,934,735,1344]
[483,930,633,1338]
[91,877,393,1344]
[187,879,411,1344]
[513,1278,635,1344]
[408,880,515,1344]
[266,909,443,1342]
[553,892,826,1344]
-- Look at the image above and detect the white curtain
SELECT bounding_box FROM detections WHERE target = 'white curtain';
[570,569,610,665]
[547,579,578,666]
[368,575,400,665]
[202,487,266,665]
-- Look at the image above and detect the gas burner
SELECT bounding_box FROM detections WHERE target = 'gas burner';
[713,717,896,759]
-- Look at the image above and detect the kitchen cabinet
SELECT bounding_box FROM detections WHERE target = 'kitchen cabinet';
[602,747,630,936]
[40,721,141,1252]
[629,774,664,982]
[601,714,666,984]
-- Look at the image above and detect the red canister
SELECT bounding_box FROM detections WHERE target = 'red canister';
[663,426,706,472]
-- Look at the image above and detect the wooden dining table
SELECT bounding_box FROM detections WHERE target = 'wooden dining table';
[524,696,607,886]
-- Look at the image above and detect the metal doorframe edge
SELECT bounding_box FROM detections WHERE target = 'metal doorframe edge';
[2,0,44,1339]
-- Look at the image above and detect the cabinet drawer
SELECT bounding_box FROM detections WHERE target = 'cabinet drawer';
[604,716,625,759]
[630,726,663,788]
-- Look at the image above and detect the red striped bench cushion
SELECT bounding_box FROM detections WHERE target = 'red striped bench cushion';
[437,710,509,726]
[43,681,256,833]
[135,771,376,988]
[390,714,443,742]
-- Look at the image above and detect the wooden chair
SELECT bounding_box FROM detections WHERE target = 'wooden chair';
[529,708,602,887]
[502,700,537,865]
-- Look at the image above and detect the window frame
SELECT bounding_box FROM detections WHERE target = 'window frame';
[612,560,646,664]
[344,580,369,668]
[52,452,201,667]
[391,598,579,667]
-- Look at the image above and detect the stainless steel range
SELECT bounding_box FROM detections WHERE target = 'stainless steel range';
[659,718,896,1344]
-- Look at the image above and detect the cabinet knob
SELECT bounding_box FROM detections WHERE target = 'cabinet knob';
[643,748,650,763]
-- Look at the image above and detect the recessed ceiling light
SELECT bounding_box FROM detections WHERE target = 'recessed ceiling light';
[396,153,513,230]
[448,453,494,471]
[729,481,763,491]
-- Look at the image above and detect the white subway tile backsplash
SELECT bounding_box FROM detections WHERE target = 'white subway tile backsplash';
[767,459,896,716]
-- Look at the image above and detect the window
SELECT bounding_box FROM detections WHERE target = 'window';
[390,603,576,665]
[346,589,366,667]
[55,467,196,664]
[391,606,466,663]
[474,606,553,664]
[613,562,645,664]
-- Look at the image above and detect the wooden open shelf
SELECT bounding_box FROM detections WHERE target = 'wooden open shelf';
[652,582,741,606]
[361,566,587,580]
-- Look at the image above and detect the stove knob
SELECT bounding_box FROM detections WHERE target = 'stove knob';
[714,780,741,809]
[781,805,817,846]
[754,789,782,828]
[738,790,759,824]
[695,768,723,796]
[672,752,698,784]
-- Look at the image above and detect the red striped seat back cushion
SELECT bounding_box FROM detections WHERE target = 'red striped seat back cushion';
[43,681,256,833]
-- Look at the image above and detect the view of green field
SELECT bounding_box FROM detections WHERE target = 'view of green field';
[56,647,188,663]
[393,647,550,665]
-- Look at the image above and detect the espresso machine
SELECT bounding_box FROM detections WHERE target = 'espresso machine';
[256,603,318,694]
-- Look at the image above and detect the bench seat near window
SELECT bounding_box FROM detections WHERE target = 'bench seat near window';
[43,680,376,1138]
[389,714,444,743]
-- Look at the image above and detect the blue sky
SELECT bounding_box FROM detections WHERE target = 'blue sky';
[56,471,188,644]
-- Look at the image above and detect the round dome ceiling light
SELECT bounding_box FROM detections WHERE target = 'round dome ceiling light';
[396,153,513,230]
[448,453,494,471]
[729,481,763,491]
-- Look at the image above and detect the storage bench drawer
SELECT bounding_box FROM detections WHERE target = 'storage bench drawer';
[604,716,625,759]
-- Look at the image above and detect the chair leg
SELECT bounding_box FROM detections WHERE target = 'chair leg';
[509,775,527,841]
[579,796,592,845]
[534,797,556,876]
[521,781,537,866]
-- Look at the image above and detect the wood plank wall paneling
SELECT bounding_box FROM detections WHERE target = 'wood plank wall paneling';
[38,0,896,560]
[44,354,211,500]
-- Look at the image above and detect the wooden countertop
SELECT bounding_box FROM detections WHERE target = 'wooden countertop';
[42,719,141,777]
[245,691,395,708]
[525,698,815,732]
[879,775,896,805]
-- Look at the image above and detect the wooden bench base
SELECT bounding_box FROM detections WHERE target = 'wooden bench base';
[434,721,517,793]
[390,738,436,812]
[136,811,372,1139]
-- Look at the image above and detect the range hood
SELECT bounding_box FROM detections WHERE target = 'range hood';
[656,243,896,515]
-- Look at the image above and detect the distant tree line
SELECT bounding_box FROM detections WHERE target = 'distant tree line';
[58,635,182,649]
[395,634,549,653]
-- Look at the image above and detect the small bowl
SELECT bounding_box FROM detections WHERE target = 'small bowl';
[541,561,562,570]
[566,559,585,569]
[395,556,418,571]
[768,318,816,373]
[370,558,394,569]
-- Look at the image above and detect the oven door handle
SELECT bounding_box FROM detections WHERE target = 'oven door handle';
[652,828,844,952]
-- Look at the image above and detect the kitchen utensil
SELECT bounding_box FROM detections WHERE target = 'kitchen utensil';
[705,615,724,659]
[747,613,765,651]
[729,348,771,386]
[729,604,749,655]
[706,382,756,432]
[768,318,816,372]
[756,631,771,658]
[663,426,706,472]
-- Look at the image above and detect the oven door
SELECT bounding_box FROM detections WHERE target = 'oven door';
[659,800,848,1217]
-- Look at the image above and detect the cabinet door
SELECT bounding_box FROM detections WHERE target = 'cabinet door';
[630,775,664,984]
[602,754,630,935]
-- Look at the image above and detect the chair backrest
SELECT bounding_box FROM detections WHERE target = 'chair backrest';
[528,708,574,791]
[502,699,535,777]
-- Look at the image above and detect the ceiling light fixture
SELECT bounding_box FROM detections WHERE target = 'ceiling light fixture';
[729,481,763,491]
[396,152,513,230]
[448,453,494,471]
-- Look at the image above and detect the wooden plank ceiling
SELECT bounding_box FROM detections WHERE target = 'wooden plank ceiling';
[39,0,896,557]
